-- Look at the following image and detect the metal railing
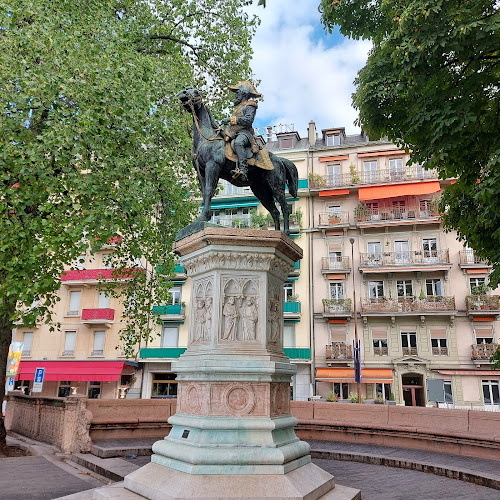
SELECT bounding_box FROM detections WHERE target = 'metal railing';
[432,347,449,356]
[361,296,455,312]
[62,350,74,357]
[356,206,439,223]
[359,250,450,267]
[459,250,488,265]
[402,347,418,356]
[322,298,352,314]
[308,167,438,189]
[471,343,499,360]
[321,256,351,270]
[326,342,353,360]
[318,211,350,226]
[373,346,388,356]
[91,350,104,356]
[465,295,500,311]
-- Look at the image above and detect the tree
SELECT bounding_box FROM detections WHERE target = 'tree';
[320,0,500,285]
[0,0,257,454]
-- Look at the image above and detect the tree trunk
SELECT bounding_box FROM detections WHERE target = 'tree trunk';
[0,308,15,456]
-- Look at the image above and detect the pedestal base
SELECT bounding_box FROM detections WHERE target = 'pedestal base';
[91,462,360,500]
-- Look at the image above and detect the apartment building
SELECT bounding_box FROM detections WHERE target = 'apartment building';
[11,122,500,408]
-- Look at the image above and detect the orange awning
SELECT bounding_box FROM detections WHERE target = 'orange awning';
[466,269,489,274]
[358,181,440,201]
[436,370,500,377]
[319,189,350,197]
[319,155,349,163]
[316,367,393,383]
[358,150,408,158]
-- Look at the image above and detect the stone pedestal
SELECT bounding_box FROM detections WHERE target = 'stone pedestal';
[98,228,360,500]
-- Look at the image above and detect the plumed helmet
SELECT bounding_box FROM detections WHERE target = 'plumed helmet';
[228,81,262,98]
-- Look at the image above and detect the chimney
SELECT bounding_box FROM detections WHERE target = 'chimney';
[308,120,316,146]
[266,126,273,143]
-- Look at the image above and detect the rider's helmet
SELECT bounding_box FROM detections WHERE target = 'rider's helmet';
[228,81,262,99]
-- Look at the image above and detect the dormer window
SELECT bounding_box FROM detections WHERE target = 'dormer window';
[277,131,300,150]
[326,133,340,147]
[322,127,345,146]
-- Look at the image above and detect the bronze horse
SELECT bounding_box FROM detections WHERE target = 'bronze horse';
[178,88,298,235]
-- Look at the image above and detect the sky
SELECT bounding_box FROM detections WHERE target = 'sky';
[245,0,372,137]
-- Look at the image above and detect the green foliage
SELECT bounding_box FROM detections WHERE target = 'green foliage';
[250,208,267,229]
[327,391,339,402]
[0,0,257,441]
[419,289,426,300]
[491,346,500,370]
[471,283,490,296]
[320,0,500,285]
[308,172,327,187]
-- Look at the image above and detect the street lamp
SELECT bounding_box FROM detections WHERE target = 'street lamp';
[349,237,362,404]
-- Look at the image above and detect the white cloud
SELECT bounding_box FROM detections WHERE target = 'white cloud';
[246,0,371,136]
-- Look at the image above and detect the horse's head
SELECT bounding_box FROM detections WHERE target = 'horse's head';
[178,88,203,112]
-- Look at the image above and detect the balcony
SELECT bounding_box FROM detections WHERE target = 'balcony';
[356,205,440,227]
[308,168,438,190]
[373,346,388,356]
[283,347,311,360]
[402,347,418,356]
[459,250,491,269]
[326,342,353,360]
[318,211,350,227]
[471,343,499,361]
[288,260,300,278]
[359,250,451,273]
[322,298,352,318]
[153,304,186,321]
[61,268,137,285]
[432,347,449,356]
[465,295,500,318]
[81,308,115,324]
[284,301,301,319]
[361,296,456,315]
[321,256,351,274]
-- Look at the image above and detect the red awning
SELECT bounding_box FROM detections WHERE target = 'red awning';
[435,370,500,377]
[16,361,127,382]
[319,189,350,197]
[316,367,393,383]
[358,181,441,201]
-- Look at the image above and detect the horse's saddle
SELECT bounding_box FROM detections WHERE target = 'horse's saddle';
[223,131,274,171]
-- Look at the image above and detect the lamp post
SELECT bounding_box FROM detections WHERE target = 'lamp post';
[349,237,362,404]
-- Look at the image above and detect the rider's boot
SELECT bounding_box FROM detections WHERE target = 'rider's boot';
[231,143,249,182]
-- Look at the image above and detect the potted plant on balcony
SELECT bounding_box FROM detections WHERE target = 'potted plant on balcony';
[349,164,360,184]
[328,214,341,225]
[354,202,369,222]
[327,391,339,402]
[471,283,490,309]
[430,196,440,216]
[308,172,327,187]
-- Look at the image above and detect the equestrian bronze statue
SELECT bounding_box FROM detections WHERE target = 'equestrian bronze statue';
[178,83,298,236]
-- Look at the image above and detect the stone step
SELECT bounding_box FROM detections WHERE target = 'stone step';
[72,453,140,482]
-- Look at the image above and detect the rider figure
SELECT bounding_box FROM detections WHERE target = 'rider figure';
[220,81,262,181]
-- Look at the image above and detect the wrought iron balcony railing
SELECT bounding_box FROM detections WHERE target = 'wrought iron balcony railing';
[432,347,449,356]
[459,250,489,265]
[465,295,500,311]
[402,347,418,356]
[373,346,388,356]
[360,250,450,267]
[321,256,351,271]
[355,205,440,223]
[62,350,74,357]
[322,298,352,315]
[318,211,350,226]
[471,343,499,360]
[326,342,353,360]
[361,296,455,313]
[91,350,104,356]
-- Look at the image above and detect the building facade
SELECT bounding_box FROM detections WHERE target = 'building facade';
[11,122,500,409]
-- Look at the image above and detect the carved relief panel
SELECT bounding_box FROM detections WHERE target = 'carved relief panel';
[190,277,214,345]
[267,278,283,347]
[220,277,260,343]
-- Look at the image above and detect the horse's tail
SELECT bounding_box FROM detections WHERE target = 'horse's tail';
[280,157,299,198]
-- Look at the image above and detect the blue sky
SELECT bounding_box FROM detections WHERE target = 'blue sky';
[245,0,371,137]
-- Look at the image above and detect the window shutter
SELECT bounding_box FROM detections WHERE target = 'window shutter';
[328,242,342,253]
[372,328,388,339]
[93,331,106,351]
[64,331,76,351]
[475,326,493,338]
[430,327,447,339]
[330,328,346,342]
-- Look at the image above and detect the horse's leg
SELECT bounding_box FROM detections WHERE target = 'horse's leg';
[193,158,205,198]
[275,187,290,236]
[197,160,220,222]
[254,182,281,232]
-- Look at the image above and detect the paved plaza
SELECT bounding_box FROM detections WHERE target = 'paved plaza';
[3,434,499,499]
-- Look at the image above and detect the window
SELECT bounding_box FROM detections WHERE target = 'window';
[68,290,81,316]
[416,164,433,179]
[369,281,384,298]
[92,330,105,356]
[366,202,379,219]
[74,255,86,270]
[283,323,296,347]
[330,327,346,343]
[419,199,431,215]
[401,331,417,355]
[422,238,438,260]
[169,286,181,305]
[333,382,349,400]
[161,325,179,348]
[444,381,453,403]
[397,280,413,297]
[327,205,341,216]
[470,277,486,293]
[376,383,392,400]
[329,282,344,300]
[22,332,33,356]
[364,161,377,182]
[283,282,294,302]
[372,329,388,355]
[482,380,500,405]
[102,253,113,269]
[326,133,340,146]
[328,241,343,268]
[394,240,410,263]
[62,331,76,356]
[88,381,101,399]
[475,326,493,344]
[280,138,293,149]
[392,200,406,219]
[97,291,110,309]
[58,381,71,398]
[430,327,448,355]
[426,279,442,296]
[327,165,341,185]
[389,158,404,181]
[152,373,178,398]
[367,242,382,264]
[14,380,31,395]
